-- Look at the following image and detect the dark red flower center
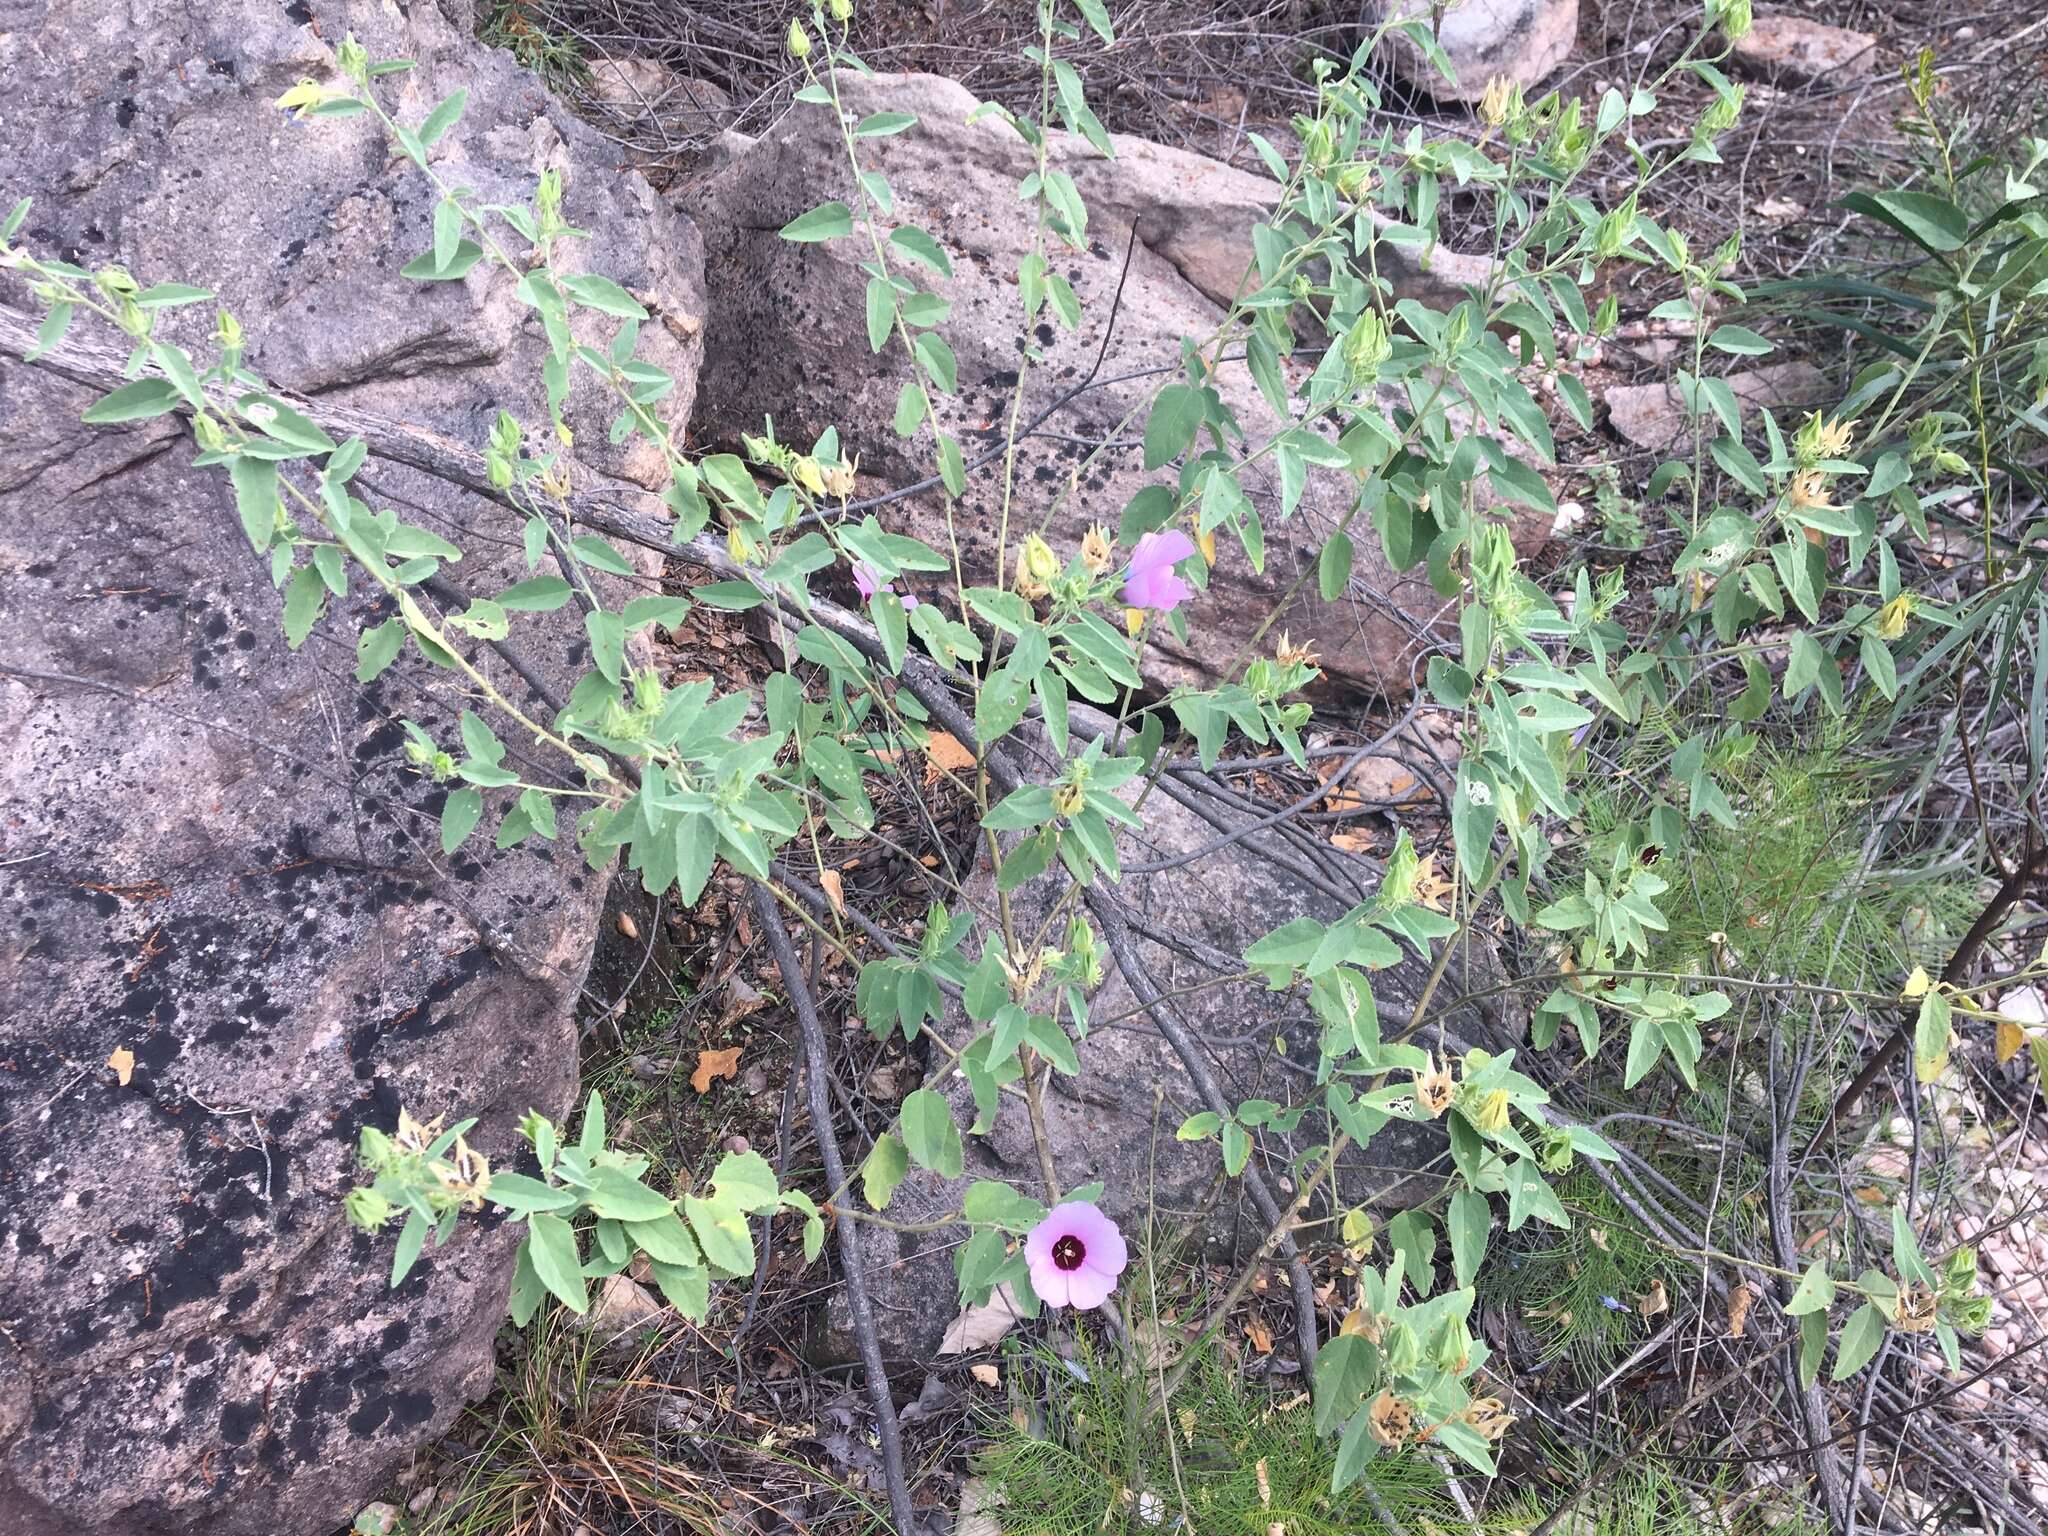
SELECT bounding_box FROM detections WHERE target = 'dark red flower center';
[1051,1234,1086,1271]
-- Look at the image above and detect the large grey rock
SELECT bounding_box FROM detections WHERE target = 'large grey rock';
[0,3,702,1533]
[1376,0,1580,104]
[680,71,1513,701]
[820,749,1520,1368]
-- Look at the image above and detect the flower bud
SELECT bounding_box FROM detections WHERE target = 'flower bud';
[1015,533,1058,599]
[1471,1087,1511,1134]
[1593,293,1620,334]
[786,19,812,57]
[1477,75,1520,129]
[1301,118,1335,169]
[344,1186,394,1231]
[1877,593,1913,641]
[337,34,370,83]
[1051,779,1086,819]
[1716,0,1753,44]
[1592,207,1631,262]
[1335,162,1377,200]
[1697,81,1745,138]
[1342,309,1391,382]
[829,0,853,16]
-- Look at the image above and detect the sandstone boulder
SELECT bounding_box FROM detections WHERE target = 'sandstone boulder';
[1376,0,1580,104]
[1604,362,1829,454]
[0,3,702,1532]
[1731,15,1879,87]
[680,71,1518,700]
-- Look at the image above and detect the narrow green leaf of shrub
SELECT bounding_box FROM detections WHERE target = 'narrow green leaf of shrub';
[228,456,279,552]
[133,282,213,308]
[1448,1187,1490,1288]
[525,1211,589,1313]
[1830,1302,1887,1380]
[390,1210,430,1287]
[1311,1334,1378,1435]
[1786,1261,1837,1317]
[865,276,894,353]
[862,1132,910,1210]
[1913,988,1953,1083]
[1842,189,1968,253]
[26,302,74,361]
[440,788,482,855]
[400,240,482,281]
[484,1172,578,1214]
[563,272,648,319]
[281,565,325,650]
[569,534,636,576]
[1073,0,1115,44]
[937,435,966,497]
[915,331,958,394]
[854,110,917,137]
[1331,1408,1380,1494]
[1220,1120,1250,1175]
[888,225,953,277]
[780,201,854,242]
[1318,530,1353,600]
[647,1258,710,1317]
[1798,1307,1829,1389]
[355,620,405,683]
[419,87,468,148]
[496,575,574,611]
[1142,383,1203,470]
[1890,1205,1936,1287]
[81,378,181,424]
[901,1087,964,1178]
[683,1193,754,1275]
[584,1166,673,1222]
[242,398,334,456]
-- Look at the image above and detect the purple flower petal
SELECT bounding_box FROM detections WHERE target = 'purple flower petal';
[1122,529,1198,613]
[850,560,882,602]
[1024,1200,1128,1311]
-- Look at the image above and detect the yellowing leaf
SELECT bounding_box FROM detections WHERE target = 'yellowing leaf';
[818,868,846,920]
[969,1361,1001,1387]
[691,1046,741,1094]
[107,1046,135,1086]
[1996,1018,2025,1065]
[1901,966,1931,1000]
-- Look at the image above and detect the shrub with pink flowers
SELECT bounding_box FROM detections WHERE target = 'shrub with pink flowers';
[10,0,2019,1525]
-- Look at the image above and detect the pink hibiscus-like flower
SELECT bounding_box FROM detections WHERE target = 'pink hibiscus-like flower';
[850,558,918,610]
[1024,1200,1129,1310]
[1121,529,1198,613]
